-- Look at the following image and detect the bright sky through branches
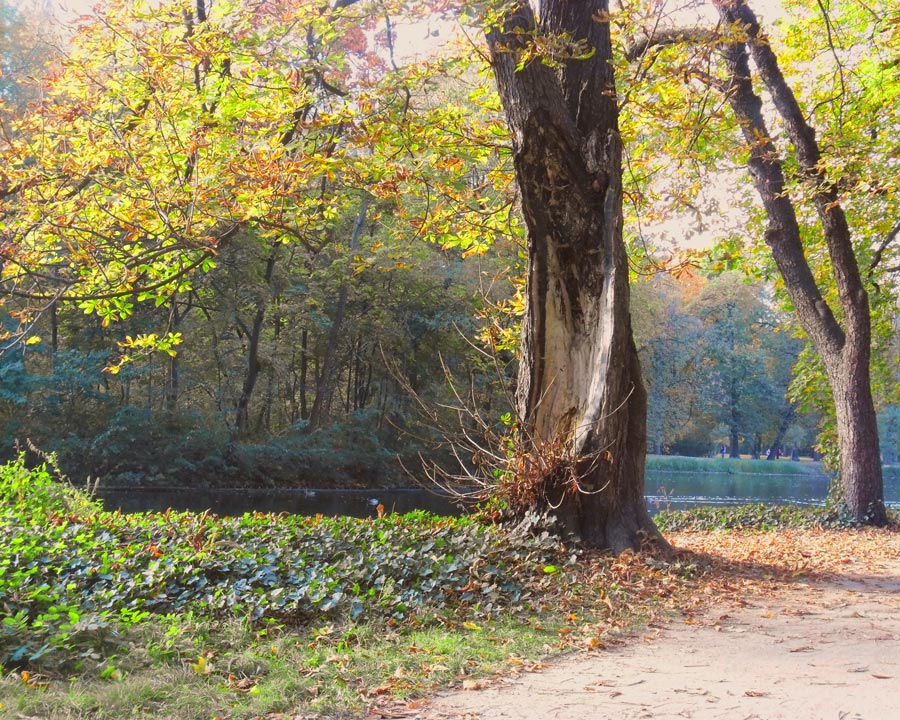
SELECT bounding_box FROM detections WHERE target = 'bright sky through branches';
[38,0,787,254]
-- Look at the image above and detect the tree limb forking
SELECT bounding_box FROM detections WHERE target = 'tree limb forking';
[716,37,845,359]
[717,0,869,339]
[868,218,900,276]
[624,27,721,63]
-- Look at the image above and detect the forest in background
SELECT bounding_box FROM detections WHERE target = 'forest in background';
[2,0,899,490]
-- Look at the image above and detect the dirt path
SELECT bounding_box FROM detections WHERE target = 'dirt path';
[416,561,900,720]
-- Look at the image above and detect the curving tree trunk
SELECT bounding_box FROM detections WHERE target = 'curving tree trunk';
[713,0,886,524]
[486,0,664,551]
[233,245,279,438]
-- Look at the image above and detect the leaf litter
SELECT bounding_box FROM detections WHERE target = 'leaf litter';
[416,525,900,720]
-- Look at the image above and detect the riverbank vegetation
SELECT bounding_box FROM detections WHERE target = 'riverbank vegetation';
[646,455,827,476]
[2,459,897,719]
[0,456,682,718]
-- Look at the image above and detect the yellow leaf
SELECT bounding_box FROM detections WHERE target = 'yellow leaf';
[463,621,481,631]
[25,336,42,345]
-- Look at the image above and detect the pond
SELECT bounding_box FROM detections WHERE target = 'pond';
[98,486,469,518]
[97,468,900,518]
[645,469,832,513]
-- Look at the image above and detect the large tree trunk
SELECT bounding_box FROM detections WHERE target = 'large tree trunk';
[830,329,884,520]
[486,0,664,551]
[713,0,886,524]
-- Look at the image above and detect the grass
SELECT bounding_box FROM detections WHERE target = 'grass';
[0,614,571,719]
[0,564,666,720]
[646,454,828,476]
[0,456,677,720]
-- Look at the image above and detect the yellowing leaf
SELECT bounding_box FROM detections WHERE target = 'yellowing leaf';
[191,655,210,675]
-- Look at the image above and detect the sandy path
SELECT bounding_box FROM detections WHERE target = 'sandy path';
[415,565,900,720]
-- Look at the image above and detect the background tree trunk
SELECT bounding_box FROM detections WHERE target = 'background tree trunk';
[308,195,370,430]
[233,246,279,438]
[714,0,886,524]
[486,0,663,551]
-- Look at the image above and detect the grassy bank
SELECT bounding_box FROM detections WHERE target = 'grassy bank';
[0,458,691,720]
[646,454,828,476]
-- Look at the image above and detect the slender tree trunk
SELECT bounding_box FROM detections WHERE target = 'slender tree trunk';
[166,351,180,414]
[728,374,740,458]
[299,329,309,421]
[486,0,664,551]
[713,0,886,524]
[345,352,353,414]
[50,300,58,353]
[233,246,278,438]
[257,297,283,434]
[147,355,153,417]
[308,195,370,429]
[165,302,183,413]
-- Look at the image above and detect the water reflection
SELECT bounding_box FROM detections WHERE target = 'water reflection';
[98,469,900,517]
[98,486,471,518]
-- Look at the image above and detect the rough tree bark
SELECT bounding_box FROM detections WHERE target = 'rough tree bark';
[712,0,886,524]
[485,0,665,551]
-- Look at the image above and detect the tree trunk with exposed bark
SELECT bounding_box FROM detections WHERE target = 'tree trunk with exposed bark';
[486,0,664,551]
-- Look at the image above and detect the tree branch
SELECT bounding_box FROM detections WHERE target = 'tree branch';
[624,27,721,62]
[714,21,845,359]
[868,218,900,275]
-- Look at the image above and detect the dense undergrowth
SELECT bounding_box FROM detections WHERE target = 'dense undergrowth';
[0,457,566,676]
[2,456,897,719]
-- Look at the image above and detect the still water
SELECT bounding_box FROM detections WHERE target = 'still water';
[98,468,900,517]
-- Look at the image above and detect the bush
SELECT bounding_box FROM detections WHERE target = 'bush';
[0,453,99,517]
